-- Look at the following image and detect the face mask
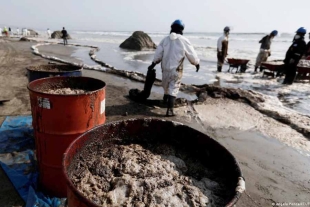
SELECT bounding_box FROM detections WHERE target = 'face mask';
[294,34,301,40]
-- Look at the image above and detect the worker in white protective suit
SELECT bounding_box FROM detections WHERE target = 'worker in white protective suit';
[47,28,51,38]
[148,20,200,116]
[22,28,27,36]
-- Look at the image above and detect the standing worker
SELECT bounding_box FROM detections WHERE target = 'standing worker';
[283,27,307,85]
[217,26,230,72]
[61,27,68,45]
[255,30,278,72]
[24,28,28,36]
[3,27,8,37]
[9,27,12,36]
[148,20,200,116]
[304,32,310,59]
[47,28,51,39]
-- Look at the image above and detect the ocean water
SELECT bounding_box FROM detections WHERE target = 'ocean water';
[37,30,310,116]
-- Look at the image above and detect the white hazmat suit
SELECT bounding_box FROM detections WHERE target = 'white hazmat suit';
[153,33,200,97]
[47,29,51,38]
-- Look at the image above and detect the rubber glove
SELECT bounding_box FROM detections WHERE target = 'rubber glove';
[148,62,156,70]
[196,64,200,72]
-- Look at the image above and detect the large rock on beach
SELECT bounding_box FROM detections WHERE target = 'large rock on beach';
[120,31,156,50]
[27,29,38,36]
[51,31,72,39]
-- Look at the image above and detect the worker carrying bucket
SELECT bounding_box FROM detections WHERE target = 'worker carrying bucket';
[129,19,200,117]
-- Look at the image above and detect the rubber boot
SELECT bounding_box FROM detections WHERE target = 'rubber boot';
[217,66,222,72]
[166,96,176,117]
[163,94,168,104]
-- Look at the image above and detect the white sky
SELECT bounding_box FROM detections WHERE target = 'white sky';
[1,0,309,33]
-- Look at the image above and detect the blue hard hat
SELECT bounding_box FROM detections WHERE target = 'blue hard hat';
[224,26,230,32]
[171,20,185,29]
[271,30,278,36]
[296,27,307,34]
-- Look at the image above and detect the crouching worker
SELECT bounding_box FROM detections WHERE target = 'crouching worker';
[255,30,278,72]
[148,19,200,116]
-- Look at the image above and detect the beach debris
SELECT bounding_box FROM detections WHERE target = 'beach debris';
[19,37,31,42]
[194,84,265,104]
[120,31,157,50]
[0,99,10,104]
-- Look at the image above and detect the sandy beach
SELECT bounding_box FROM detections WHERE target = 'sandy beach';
[0,38,310,207]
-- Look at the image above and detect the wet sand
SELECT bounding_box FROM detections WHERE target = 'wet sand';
[0,38,310,207]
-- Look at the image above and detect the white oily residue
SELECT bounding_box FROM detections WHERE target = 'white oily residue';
[297,60,310,67]
[43,88,86,94]
[72,144,220,207]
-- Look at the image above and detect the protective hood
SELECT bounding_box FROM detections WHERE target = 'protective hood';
[170,33,180,40]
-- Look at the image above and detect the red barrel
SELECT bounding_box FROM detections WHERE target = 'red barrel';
[28,76,106,197]
[63,119,244,207]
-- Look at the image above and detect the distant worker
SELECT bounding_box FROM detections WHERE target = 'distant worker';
[217,26,230,72]
[3,27,8,37]
[0,27,2,37]
[255,30,278,72]
[16,28,20,36]
[9,27,12,36]
[148,20,200,116]
[47,28,51,39]
[61,27,68,45]
[283,27,307,85]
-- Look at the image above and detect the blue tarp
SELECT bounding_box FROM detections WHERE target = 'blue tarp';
[0,116,65,207]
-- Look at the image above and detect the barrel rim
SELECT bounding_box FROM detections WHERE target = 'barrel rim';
[26,65,83,73]
[62,118,244,207]
[27,76,106,96]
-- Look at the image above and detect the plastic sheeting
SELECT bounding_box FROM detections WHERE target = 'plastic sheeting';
[0,116,65,207]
